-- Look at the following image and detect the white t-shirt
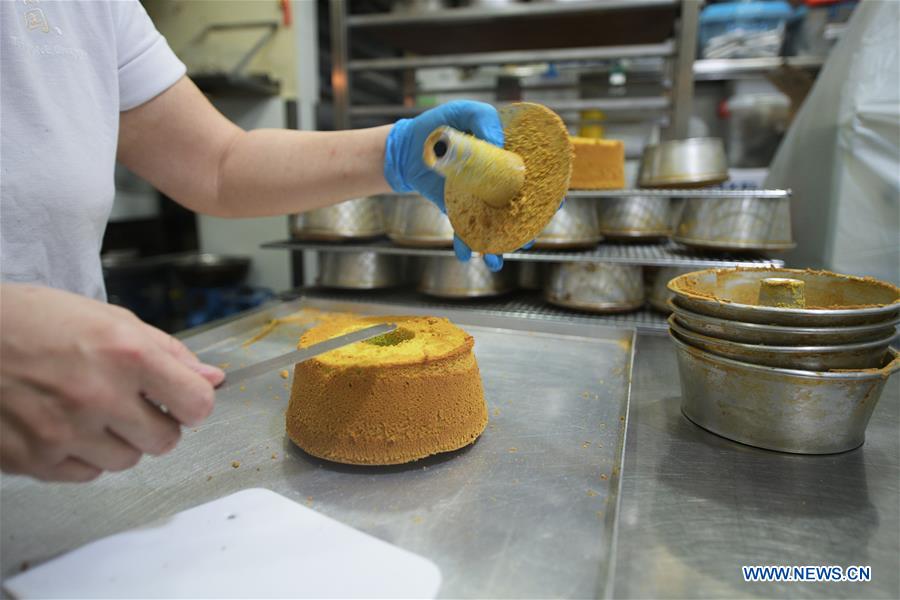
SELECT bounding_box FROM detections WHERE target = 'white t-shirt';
[0,0,185,300]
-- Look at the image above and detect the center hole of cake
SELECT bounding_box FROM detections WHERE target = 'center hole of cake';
[364,327,415,347]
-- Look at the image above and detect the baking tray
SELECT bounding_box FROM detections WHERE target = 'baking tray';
[0,297,635,598]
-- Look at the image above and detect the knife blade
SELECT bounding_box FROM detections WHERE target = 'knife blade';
[217,322,397,391]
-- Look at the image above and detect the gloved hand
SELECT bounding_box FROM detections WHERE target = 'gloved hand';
[384,100,507,271]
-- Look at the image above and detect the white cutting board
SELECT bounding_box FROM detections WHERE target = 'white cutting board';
[3,488,441,599]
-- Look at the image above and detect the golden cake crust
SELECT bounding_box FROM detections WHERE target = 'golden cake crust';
[569,136,625,190]
[286,315,488,465]
[446,103,573,254]
[297,315,472,368]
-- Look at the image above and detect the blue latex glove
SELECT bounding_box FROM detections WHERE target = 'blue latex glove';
[384,100,507,271]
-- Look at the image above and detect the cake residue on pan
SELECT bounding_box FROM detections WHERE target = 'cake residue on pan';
[669,267,900,310]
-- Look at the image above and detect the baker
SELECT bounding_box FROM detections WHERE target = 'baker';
[0,0,505,483]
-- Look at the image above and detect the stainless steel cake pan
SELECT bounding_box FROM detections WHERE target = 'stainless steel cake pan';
[638,138,728,188]
[673,195,794,251]
[668,267,900,326]
[597,195,671,239]
[419,256,517,298]
[518,261,543,291]
[292,197,386,241]
[387,193,454,247]
[669,298,900,345]
[672,333,900,454]
[669,316,894,371]
[534,197,602,249]
[647,267,698,313]
[317,251,404,289]
[545,262,644,313]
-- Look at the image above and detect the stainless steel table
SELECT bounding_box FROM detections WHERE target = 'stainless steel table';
[613,335,899,599]
[1,309,897,598]
[0,301,635,598]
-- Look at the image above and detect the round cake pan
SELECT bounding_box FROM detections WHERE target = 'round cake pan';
[669,298,900,345]
[638,138,728,188]
[647,267,698,313]
[545,262,644,313]
[668,316,894,371]
[597,195,672,240]
[317,251,404,290]
[292,197,386,241]
[673,196,794,251]
[419,256,517,298]
[518,261,543,291]
[668,267,900,327]
[534,197,602,249]
[386,193,454,247]
[671,333,900,454]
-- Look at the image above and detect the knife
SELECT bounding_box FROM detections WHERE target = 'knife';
[217,322,397,391]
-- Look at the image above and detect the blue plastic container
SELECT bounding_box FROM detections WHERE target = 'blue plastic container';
[699,1,794,57]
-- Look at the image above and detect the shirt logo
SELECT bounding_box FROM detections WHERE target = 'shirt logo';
[24,8,50,33]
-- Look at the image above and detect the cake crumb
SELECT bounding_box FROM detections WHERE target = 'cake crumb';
[493,407,501,417]
[582,441,591,448]
[280,369,290,379]
[231,461,241,469]
[306,496,313,505]
[239,385,247,392]
[581,391,590,398]
[218,362,231,369]
[600,473,608,481]
[271,453,278,460]
[587,489,598,497]
[508,447,518,453]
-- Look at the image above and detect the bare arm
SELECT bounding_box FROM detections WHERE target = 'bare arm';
[117,76,392,218]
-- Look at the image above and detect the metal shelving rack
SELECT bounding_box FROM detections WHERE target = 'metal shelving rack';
[329,0,699,135]
[265,188,787,333]
[267,3,794,332]
[264,237,785,268]
[289,288,678,334]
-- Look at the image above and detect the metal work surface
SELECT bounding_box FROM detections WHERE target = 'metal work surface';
[0,299,635,598]
[263,238,785,268]
[614,335,899,598]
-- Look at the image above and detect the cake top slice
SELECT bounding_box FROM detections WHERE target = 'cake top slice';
[299,315,474,368]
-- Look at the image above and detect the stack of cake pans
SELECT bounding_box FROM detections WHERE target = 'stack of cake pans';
[667,267,900,454]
